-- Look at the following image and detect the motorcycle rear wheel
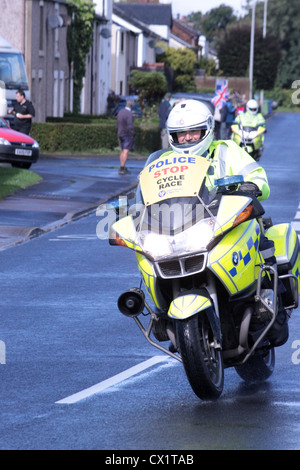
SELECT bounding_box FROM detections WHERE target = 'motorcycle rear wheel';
[235,348,275,383]
[176,312,224,400]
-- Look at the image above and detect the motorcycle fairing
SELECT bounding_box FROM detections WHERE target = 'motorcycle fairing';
[231,124,265,154]
[209,219,261,295]
[135,252,169,309]
[214,194,253,236]
[110,214,138,250]
[168,294,212,319]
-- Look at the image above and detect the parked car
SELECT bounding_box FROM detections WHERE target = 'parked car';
[0,117,39,169]
[112,95,142,118]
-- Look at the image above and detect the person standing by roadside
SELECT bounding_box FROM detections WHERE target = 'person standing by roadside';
[8,89,35,135]
[225,95,236,139]
[117,99,135,175]
[158,92,172,149]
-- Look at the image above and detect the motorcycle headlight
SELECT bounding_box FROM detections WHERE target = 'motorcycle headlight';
[139,232,172,258]
[185,219,215,251]
[139,219,216,259]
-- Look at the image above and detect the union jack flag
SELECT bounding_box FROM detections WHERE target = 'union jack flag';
[211,79,229,109]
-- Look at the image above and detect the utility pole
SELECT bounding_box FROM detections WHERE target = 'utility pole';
[249,0,256,99]
[260,0,268,110]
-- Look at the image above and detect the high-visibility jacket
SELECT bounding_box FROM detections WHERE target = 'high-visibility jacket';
[146,139,270,202]
[205,139,270,201]
[235,111,266,128]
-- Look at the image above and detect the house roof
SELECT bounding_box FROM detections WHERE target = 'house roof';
[113,4,160,38]
[172,18,200,37]
[169,33,193,49]
[114,3,173,28]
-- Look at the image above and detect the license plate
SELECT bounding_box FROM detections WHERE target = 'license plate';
[15,149,32,156]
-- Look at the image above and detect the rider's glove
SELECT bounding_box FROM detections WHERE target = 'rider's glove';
[239,182,261,196]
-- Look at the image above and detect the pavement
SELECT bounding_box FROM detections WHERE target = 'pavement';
[0,154,147,251]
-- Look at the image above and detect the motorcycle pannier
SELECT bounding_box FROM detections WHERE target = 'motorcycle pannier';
[266,223,300,307]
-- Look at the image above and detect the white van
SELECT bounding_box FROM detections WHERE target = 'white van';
[0,36,29,124]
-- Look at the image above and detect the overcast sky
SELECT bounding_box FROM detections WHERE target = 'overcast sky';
[171,0,248,19]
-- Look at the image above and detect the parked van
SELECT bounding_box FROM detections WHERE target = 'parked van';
[0,36,29,124]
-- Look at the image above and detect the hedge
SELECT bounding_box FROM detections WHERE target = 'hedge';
[30,121,161,154]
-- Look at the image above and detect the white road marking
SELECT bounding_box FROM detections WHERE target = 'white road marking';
[49,234,98,241]
[55,355,174,404]
[273,402,300,407]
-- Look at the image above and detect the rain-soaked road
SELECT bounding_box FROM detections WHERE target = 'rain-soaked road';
[0,112,299,451]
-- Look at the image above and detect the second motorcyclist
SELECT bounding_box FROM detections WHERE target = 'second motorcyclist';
[234,98,266,129]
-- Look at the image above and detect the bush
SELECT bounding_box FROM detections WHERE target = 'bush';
[32,123,118,152]
[265,88,300,109]
[31,121,161,154]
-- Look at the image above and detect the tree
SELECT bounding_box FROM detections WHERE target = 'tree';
[202,5,237,41]
[239,0,300,88]
[128,70,168,113]
[156,46,197,92]
[188,5,237,48]
[218,25,250,77]
[218,24,280,91]
[67,0,95,113]
[266,0,300,88]
[185,11,202,31]
[254,35,281,90]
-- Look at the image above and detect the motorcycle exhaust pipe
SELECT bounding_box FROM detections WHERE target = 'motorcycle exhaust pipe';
[118,288,145,317]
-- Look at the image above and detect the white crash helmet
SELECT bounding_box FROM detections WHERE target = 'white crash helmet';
[167,99,214,155]
[246,99,259,115]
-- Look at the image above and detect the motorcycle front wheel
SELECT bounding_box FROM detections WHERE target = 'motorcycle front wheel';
[176,312,224,400]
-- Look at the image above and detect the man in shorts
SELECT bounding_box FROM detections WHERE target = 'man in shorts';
[117,99,135,175]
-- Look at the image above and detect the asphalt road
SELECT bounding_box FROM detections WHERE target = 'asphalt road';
[0,113,299,451]
[0,154,145,250]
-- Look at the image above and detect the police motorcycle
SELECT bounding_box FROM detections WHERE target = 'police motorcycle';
[231,121,266,161]
[231,99,266,161]
[109,99,299,400]
[109,152,299,400]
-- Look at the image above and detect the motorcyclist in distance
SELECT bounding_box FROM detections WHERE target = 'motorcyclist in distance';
[234,98,266,129]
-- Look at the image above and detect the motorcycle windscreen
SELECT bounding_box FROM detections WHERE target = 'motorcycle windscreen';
[139,154,210,206]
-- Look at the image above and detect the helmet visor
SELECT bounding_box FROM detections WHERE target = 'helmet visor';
[170,127,208,150]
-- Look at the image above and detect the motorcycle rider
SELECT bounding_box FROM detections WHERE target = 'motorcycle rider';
[234,98,266,129]
[163,99,269,201]
[144,99,288,346]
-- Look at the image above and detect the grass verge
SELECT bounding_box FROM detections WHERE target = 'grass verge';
[0,167,42,200]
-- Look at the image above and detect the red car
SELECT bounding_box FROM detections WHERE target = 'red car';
[0,117,39,169]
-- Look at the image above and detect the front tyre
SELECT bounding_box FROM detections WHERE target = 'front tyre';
[235,348,275,383]
[176,312,224,400]
[12,162,32,169]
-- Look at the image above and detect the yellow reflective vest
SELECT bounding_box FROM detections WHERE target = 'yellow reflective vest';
[235,111,266,128]
[159,139,270,201]
[206,139,270,201]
